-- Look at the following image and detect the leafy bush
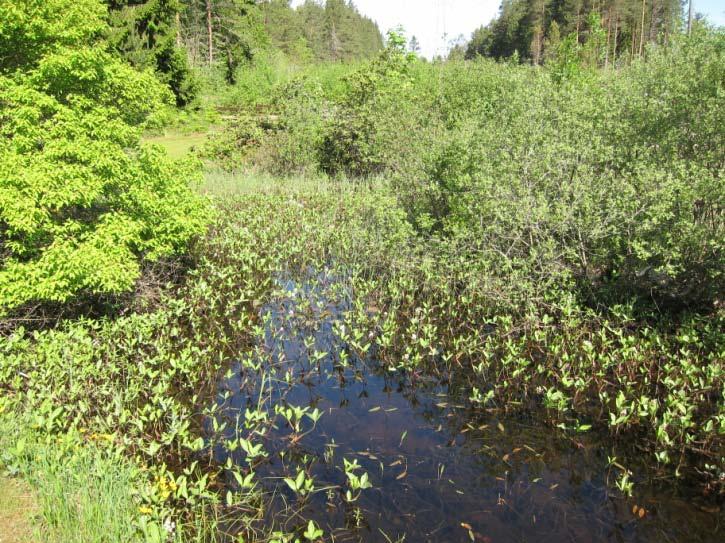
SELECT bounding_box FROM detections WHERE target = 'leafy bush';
[0,0,210,312]
[317,31,423,178]
[211,26,723,313]
[253,77,329,174]
[0,0,106,73]
[217,50,293,111]
[415,31,724,311]
[201,114,265,168]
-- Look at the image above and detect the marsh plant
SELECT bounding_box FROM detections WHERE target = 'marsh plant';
[0,5,722,541]
[342,458,372,503]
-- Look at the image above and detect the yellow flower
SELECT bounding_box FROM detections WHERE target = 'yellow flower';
[138,506,153,515]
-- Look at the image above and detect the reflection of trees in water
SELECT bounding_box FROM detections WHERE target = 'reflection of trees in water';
[204,273,720,543]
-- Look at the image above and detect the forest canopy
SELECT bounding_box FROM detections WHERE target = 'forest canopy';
[459,0,686,64]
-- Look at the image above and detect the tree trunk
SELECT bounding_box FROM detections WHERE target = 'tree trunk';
[330,22,341,61]
[539,1,545,65]
[176,12,182,48]
[688,0,694,36]
[638,0,646,56]
[649,0,657,43]
[605,9,612,68]
[532,28,542,65]
[206,0,213,67]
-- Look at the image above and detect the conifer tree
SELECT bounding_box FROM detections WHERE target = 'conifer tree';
[105,1,199,105]
[462,0,683,64]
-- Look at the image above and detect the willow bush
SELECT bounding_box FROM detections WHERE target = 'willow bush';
[220,27,723,313]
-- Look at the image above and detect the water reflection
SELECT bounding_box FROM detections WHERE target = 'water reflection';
[204,271,722,542]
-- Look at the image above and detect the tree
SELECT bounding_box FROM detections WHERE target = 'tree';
[178,0,267,82]
[0,0,209,312]
[460,0,684,64]
[294,0,383,62]
[465,0,529,59]
[105,1,199,106]
[0,0,106,73]
[529,0,549,65]
[260,0,307,59]
[409,35,421,55]
[543,19,561,63]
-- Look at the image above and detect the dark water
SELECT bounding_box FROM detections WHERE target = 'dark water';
[204,271,722,542]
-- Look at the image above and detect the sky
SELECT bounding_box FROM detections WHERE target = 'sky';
[291,0,725,59]
[696,0,725,27]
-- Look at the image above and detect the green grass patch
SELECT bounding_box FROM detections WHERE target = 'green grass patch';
[0,415,142,543]
[143,131,214,159]
[199,168,344,197]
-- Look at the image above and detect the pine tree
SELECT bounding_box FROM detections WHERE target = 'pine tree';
[105,0,199,105]
[543,19,561,63]
[262,0,383,63]
[461,0,683,64]
[179,0,266,82]
[529,0,549,64]
[409,35,421,55]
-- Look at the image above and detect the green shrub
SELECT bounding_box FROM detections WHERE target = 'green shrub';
[253,77,329,174]
[210,27,723,311]
[201,114,265,169]
[0,1,211,312]
[0,0,106,73]
[216,51,293,112]
[318,31,423,178]
[387,31,724,311]
[216,52,359,114]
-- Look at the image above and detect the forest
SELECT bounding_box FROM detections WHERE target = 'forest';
[455,0,685,64]
[0,1,723,542]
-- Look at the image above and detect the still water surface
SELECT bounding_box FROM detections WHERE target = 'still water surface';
[204,271,722,542]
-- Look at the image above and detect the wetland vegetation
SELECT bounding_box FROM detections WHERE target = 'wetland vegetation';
[0,1,723,542]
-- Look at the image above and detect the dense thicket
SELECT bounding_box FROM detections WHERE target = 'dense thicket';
[0,0,209,313]
[211,26,724,314]
[462,0,683,64]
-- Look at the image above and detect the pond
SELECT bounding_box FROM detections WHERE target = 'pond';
[203,270,722,542]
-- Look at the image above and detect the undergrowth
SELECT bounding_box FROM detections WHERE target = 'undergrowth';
[1,179,722,540]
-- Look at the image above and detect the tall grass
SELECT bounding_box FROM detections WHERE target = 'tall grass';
[0,419,139,543]
[199,167,377,198]
[0,415,225,543]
